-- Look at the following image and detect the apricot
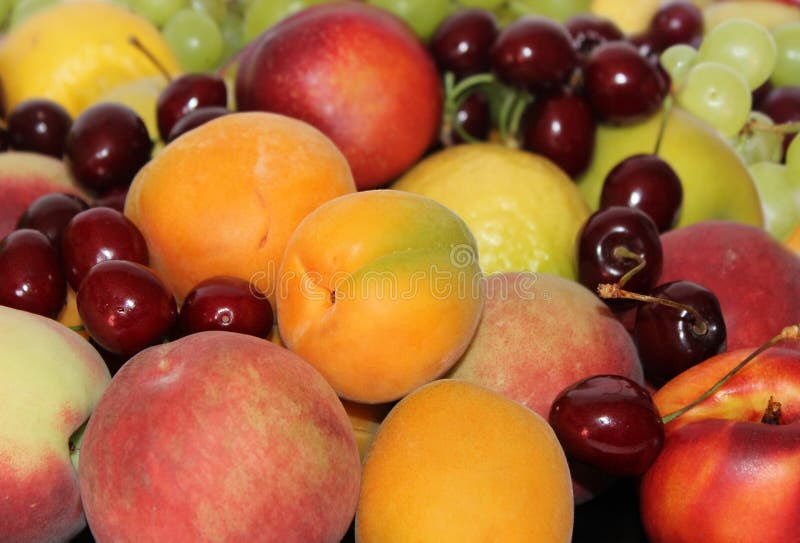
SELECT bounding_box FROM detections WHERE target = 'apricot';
[356,379,574,543]
[276,190,484,404]
[124,112,356,303]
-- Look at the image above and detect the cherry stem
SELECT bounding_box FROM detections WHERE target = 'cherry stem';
[612,245,645,288]
[128,36,173,82]
[441,72,497,146]
[597,283,708,336]
[660,324,800,425]
[744,120,800,136]
[653,95,673,156]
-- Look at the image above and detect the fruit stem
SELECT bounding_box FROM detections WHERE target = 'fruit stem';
[660,325,800,424]
[441,72,498,146]
[612,246,645,288]
[761,396,782,425]
[653,95,673,156]
[745,120,800,136]
[597,283,709,335]
[128,36,173,82]
[69,324,86,333]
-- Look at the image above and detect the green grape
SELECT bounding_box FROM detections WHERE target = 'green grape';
[730,111,783,166]
[784,132,800,187]
[220,9,245,62]
[675,61,752,138]
[9,0,59,28]
[696,18,777,91]
[163,8,224,72]
[456,0,504,9]
[770,23,800,88]
[659,44,697,88]
[366,0,452,42]
[191,0,226,23]
[0,0,14,29]
[243,0,308,43]
[748,161,800,241]
[506,0,592,23]
[130,0,188,28]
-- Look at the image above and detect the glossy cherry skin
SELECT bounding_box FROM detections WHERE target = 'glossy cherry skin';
[61,207,149,291]
[633,280,727,387]
[577,206,663,298]
[7,98,73,158]
[549,374,664,477]
[490,15,578,91]
[445,91,491,146]
[756,85,800,156]
[645,0,703,53]
[0,228,67,318]
[564,13,624,56]
[178,276,274,337]
[92,186,129,213]
[166,106,230,142]
[520,89,596,178]
[583,41,669,124]
[16,192,90,250]
[600,153,683,232]
[65,102,153,193]
[76,259,177,357]
[156,73,228,141]
[430,8,499,79]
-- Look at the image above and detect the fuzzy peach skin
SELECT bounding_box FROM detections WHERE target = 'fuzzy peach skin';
[124,112,356,304]
[446,271,644,503]
[78,331,361,543]
[276,190,484,404]
[356,379,574,543]
[640,347,800,543]
[0,151,89,239]
[0,305,110,543]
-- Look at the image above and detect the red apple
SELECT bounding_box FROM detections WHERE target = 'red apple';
[445,271,644,503]
[640,346,800,542]
[234,1,442,190]
[0,151,90,239]
[659,220,800,351]
[78,331,362,542]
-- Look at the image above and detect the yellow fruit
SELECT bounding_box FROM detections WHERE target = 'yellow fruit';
[590,0,660,34]
[703,1,800,31]
[0,1,181,118]
[356,379,574,543]
[391,143,591,280]
[95,75,169,143]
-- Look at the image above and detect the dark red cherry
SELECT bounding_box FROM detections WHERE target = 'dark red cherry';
[92,185,129,213]
[564,13,624,56]
[549,374,664,477]
[645,0,703,53]
[756,85,800,157]
[490,15,578,91]
[61,207,148,291]
[430,8,499,79]
[65,102,153,193]
[600,154,683,232]
[7,99,73,158]
[0,228,67,318]
[156,73,228,142]
[520,89,596,178]
[577,206,663,303]
[445,91,491,146]
[16,192,91,250]
[633,280,726,387]
[167,106,230,142]
[77,259,177,357]
[179,276,274,337]
[583,41,669,124]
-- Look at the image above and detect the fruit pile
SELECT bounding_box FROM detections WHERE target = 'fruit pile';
[2,1,800,543]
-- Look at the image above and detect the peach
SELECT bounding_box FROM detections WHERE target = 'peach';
[0,151,89,239]
[124,112,356,303]
[276,189,484,404]
[78,331,361,543]
[446,271,644,502]
[0,305,110,543]
[356,379,574,542]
